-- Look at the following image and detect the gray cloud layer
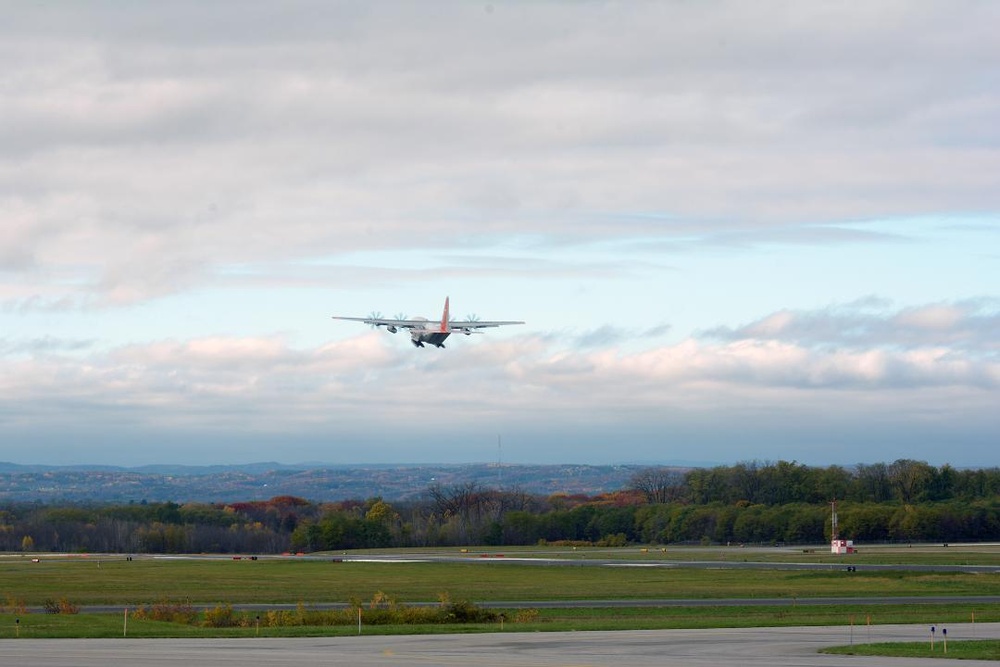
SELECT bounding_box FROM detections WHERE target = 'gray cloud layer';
[705,298,1000,352]
[2,1,999,306]
[2,300,996,464]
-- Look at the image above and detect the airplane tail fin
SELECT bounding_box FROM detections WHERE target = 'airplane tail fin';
[440,297,450,332]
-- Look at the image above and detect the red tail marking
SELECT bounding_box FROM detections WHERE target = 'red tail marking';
[440,297,450,332]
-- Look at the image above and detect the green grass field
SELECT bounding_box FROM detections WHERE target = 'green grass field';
[1,603,998,640]
[2,544,999,644]
[2,553,998,605]
[823,639,1000,660]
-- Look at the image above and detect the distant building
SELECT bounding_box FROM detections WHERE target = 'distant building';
[831,539,855,554]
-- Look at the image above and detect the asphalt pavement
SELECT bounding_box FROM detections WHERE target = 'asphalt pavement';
[2,622,999,666]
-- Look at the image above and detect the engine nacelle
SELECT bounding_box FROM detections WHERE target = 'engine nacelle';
[386,325,397,333]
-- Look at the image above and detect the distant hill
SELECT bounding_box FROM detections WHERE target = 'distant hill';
[0,461,311,475]
[0,462,673,503]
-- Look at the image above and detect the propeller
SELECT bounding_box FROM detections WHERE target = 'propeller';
[394,312,408,321]
[457,313,481,335]
[367,311,383,329]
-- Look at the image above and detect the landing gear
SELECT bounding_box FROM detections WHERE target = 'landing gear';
[411,340,424,348]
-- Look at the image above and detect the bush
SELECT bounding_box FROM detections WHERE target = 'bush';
[596,533,628,547]
[42,597,79,614]
[140,592,503,629]
[2,596,28,614]
[264,608,294,627]
[131,599,197,624]
[443,600,499,624]
[203,604,237,628]
[513,608,540,623]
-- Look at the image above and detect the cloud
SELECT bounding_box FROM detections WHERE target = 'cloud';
[574,325,628,348]
[0,336,96,355]
[2,2,999,305]
[567,322,672,348]
[699,224,912,249]
[1,296,996,465]
[703,298,1000,353]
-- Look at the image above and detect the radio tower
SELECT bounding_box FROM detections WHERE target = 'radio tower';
[830,499,838,540]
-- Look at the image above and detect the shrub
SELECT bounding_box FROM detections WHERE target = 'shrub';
[442,600,499,624]
[2,596,28,614]
[513,608,540,623]
[132,599,197,624]
[203,604,237,628]
[146,592,503,629]
[596,533,628,547]
[42,597,79,614]
[544,540,592,547]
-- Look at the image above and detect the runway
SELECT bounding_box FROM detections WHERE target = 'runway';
[2,623,999,666]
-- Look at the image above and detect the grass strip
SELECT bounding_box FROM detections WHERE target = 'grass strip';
[4,557,1000,606]
[3,603,999,639]
[823,640,1000,660]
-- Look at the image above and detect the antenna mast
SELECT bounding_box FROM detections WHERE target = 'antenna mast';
[830,499,838,540]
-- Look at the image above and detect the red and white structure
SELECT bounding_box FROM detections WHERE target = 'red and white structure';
[830,500,856,554]
[831,538,855,554]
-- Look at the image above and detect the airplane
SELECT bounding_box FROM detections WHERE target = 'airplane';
[332,297,524,348]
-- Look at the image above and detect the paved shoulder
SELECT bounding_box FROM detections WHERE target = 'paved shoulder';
[3,623,1000,667]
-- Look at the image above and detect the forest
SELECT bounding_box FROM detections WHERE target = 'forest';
[2,459,999,554]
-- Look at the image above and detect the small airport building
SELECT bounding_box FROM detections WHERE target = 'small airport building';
[831,539,855,554]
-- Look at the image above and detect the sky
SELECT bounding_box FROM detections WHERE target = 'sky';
[1,1,998,469]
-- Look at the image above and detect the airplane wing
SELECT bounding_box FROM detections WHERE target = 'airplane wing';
[331,316,426,330]
[332,297,524,340]
[448,320,525,333]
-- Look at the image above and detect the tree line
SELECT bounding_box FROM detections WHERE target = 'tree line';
[2,460,999,554]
